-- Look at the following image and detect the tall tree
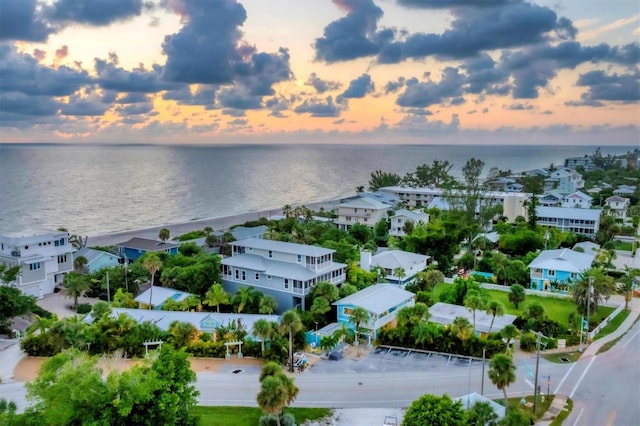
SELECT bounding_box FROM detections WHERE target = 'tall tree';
[202,283,230,312]
[253,319,274,355]
[368,170,402,191]
[500,324,519,353]
[393,267,406,283]
[158,228,170,242]
[485,300,506,334]
[257,363,299,426]
[349,306,370,358]
[460,157,486,225]
[451,316,474,342]
[280,310,303,373]
[259,295,278,315]
[464,294,485,332]
[61,272,91,310]
[142,253,162,310]
[508,284,526,309]
[488,353,516,414]
[233,286,259,313]
[570,268,615,317]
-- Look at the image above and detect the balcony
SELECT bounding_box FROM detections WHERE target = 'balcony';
[10,250,21,257]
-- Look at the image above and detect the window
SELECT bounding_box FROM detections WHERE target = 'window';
[548,270,555,277]
[235,270,239,279]
[284,278,289,289]
[297,254,302,263]
[268,250,273,258]
[343,307,353,316]
[57,255,67,264]
[255,273,260,280]
[242,271,246,281]
[29,262,41,271]
[267,275,272,280]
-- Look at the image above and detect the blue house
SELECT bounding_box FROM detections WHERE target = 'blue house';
[74,247,121,273]
[333,284,415,342]
[116,237,179,262]
[528,248,595,292]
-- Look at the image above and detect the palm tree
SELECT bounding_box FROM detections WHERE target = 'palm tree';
[488,353,516,414]
[203,283,230,312]
[319,334,338,356]
[61,272,91,310]
[73,255,88,273]
[312,281,339,303]
[349,306,370,358]
[451,316,474,342]
[280,310,303,373]
[158,228,170,242]
[570,268,615,317]
[500,324,519,353]
[259,295,278,315]
[619,267,639,311]
[282,204,293,219]
[485,300,506,334]
[253,319,273,355]
[412,322,442,349]
[233,286,259,313]
[464,294,485,332]
[142,253,162,310]
[393,267,406,284]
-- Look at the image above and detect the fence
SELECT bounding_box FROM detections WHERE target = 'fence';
[442,278,571,300]
[588,304,624,339]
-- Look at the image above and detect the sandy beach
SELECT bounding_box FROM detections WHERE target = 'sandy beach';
[86,198,344,247]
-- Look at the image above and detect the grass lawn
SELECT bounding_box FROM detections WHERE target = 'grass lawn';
[433,283,614,327]
[594,309,630,340]
[498,394,553,422]
[191,406,332,426]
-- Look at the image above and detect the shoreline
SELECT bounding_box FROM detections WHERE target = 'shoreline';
[86,198,344,247]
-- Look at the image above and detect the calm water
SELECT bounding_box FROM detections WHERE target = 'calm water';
[0,143,633,236]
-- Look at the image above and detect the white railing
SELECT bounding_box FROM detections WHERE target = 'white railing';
[588,304,624,339]
[441,278,571,300]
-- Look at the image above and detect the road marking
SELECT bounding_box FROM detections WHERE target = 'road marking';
[554,360,577,394]
[572,407,585,426]
[525,379,535,389]
[569,356,597,399]
[622,327,640,349]
[606,410,616,426]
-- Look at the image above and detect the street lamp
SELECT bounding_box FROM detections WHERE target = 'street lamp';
[531,330,548,415]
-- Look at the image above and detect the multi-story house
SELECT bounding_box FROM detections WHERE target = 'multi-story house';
[564,155,595,171]
[389,209,429,236]
[115,237,180,263]
[561,191,593,209]
[335,196,391,230]
[536,206,601,237]
[221,239,346,313]
[0,230,75,298]
[360,250,429,286]
[528,248,595,292]
[538,191,564,207]
[379,186,529,222]
[548,169,585,194]
[604,196,630,217]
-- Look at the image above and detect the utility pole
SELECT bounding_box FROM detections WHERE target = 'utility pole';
[531,330,548,415]
[106,271,110,303]
[481,347,486,396]
[586,276,594,343]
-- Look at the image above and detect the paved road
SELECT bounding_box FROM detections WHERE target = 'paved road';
[560,319,640,426]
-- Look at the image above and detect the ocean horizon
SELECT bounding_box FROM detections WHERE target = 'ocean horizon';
[0,143,634,237]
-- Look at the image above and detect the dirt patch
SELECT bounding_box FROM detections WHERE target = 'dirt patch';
[341,344,372,361]
[13,356,263,382]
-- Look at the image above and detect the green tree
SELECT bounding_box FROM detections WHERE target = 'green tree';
[467,401,499,426]
[311,281,340,303]
[0,286,35,333]
[73,255,88,273]
[508,284,526,309]
[485,300,506,334]
[280,310,303,373]
[452,316,474,342]
[488,353,516,414]
[464,294,485,332]
[167,321,199,348]
[142,253,162,309]
[619,267,639,311]
[259,295,278,315]
[499,408,531,425]
[158,228,170,242]
[349,306,370,358]
[393,267,406,283]
[112,288,137,308]
[570,269,615,317]
[310,297,331,322]
[203,283,230,313]
[0,264,20,285]
[61,272,91,310]
[368,169,402,191]
[233,286,260,313]
[253,319,274,355]
[402,393,467,426]
[257,363,299,426]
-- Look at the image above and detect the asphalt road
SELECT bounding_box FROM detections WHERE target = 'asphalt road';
[560,319,640,426]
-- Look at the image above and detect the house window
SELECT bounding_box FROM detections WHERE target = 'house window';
[343,307,353,316]
[242,271,246,281]
[57,255,67,264]
[29,262,41,271]
[255,273,259,280]
[297,254,302,263]
[548,270,555,277]
[268,250,273,258]
[284,278,289,289]
[235,270,239,279]
[267,275,272,280]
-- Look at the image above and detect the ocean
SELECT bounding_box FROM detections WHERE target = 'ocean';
[0,143,633,237]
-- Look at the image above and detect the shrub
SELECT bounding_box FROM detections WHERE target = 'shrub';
[76,304,92,314]
[520,331,537,352]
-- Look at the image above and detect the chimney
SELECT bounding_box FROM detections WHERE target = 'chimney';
[360,250,372,272]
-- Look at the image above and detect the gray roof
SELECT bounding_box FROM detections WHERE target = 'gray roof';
[116,237,179,251]
[605,195,628,203]
[333,284,415,315]
[474,231,500,244]
[222,253,345,281]
[392,209,428,222]
[536,206,601,220]
[214,225,268,240]
[371,250,429,273]
[573,241,600,253]
[429,302,517,334]
[74,247,120,265]
[454,393,506,418]
[563,191,592,201]
[527,248,595,273]
[230,238,334,257]
[107,308,279,337]
[134,286,195,307]
[339,196,389,210]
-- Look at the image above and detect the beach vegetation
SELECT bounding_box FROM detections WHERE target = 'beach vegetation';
[0,285,37,334]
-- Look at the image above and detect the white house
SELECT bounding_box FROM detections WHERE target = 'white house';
[389,209,429,236]
[134,286,196,309]
[0,230,75,298]
[613,185,636,196]
[360,250,430,285]
[604,195,630,217]
[549,169,584,193]
[335,196,391,230]
[561,191,593,209]
[221,239,346,312]
[536,206,601,237]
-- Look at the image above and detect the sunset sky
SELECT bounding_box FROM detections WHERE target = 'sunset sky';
[1,0,638,144]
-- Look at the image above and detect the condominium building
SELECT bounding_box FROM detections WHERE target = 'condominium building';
[536,206,601,237]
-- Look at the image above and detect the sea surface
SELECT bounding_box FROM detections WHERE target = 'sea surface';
[0,143,634,237]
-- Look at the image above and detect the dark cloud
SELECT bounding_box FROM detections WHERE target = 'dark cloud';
[384,77,406,94]
[95,57,177,93]
[294,96,343,117]
[0,92,60,116]
[265,96,291,118]
[228,118,248,126]
[460,53,509,95]
[0,0,54,42]
[162,86,216,107]
[313,0,392,63]
[305,73,341,94]
[506,102,533,110]
[234,48,292,96]
[118,92,149,104]
[218,87,263,110]
[397,0,512,8]
[396,67,464,107]
[44,0,146,26]
[60,92,112,116]
[393,113,460,136]
[116,102,154,115]
[0,44,90,96]
[339,73,375,98]
[222,108,246,117]
[575,70,640,103]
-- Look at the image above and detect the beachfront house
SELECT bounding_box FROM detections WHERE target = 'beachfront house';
[115,237,180,262]
[429,302,517,335]
[564,155,595,171]
[221,239,346,313]
[548,169,585,194]
[560,191,593,209]
[184,225,268,253]
[527,248,595,292]
[134,286,196,309]
[538,191,564,207]
[535,206,601,237]
[335,196,391,230]
[360,250,430,286]
[0,230,75,298]
[333,284,415,341]
[389,209,429,236]
[74,247,121,274]
[604,196,630,217]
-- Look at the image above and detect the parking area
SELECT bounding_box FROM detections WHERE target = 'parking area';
[307,346,485,375]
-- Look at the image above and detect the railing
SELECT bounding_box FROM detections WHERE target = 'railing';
[588,305,624,339]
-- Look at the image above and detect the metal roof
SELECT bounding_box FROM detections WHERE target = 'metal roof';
[74,247,120,265]
[371,250,429,273]
[536,206,601,220]
[333,284,415,315]
[222,253,345,281]
[429,302,517,333]
[134,286,194,307]
[338,196,390,210]
[230,238,334,257]
[527,248,595,273]
[116,237,180,251]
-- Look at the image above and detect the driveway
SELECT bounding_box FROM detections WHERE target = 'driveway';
[36,292,99,319]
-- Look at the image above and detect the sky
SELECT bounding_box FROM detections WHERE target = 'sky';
[0,0,639,145]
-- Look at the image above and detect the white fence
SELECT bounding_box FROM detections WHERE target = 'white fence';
[588,304,624,339]
[442,278,571,300]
